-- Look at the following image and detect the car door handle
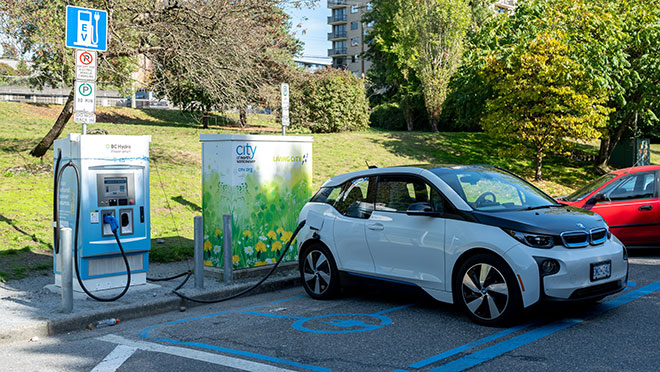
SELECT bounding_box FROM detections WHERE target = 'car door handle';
[368,223,384,231]
[639,205,653,211]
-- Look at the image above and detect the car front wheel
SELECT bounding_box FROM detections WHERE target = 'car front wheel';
[454,253,522,326]
[300,244,340,300]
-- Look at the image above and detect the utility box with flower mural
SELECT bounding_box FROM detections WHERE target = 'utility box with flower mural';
[200,134,313,270]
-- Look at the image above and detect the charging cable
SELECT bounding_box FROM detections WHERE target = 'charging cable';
[171,220,306,304]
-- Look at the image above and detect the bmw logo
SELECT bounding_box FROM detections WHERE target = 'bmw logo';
[576,223,586,229]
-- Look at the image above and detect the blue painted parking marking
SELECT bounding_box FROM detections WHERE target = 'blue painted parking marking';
[407,321,536,369]
[138,294,410,371]
[292,313,393,334]
[426,281,660,372]
[135,282,659,372]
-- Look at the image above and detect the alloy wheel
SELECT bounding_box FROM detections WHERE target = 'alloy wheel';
[303,250,332,295]
[461,263,509,321]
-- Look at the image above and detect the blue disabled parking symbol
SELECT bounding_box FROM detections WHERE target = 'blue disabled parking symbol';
[292,313,393,334]
[66,6,108,52]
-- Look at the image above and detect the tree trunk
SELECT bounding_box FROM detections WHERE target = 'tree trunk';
[430,115,439,133]
[405,106,413,132]
[535,150,543,181]
[29,89,74,158]
[202,113,209,129]
[595,123,627,170]
[239,106,247,128]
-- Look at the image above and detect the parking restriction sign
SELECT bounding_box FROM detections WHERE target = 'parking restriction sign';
[75,50,97,81]
[74,81,96,113]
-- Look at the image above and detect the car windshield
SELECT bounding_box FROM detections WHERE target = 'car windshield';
[563,173,617,202]
[430,166,558,212]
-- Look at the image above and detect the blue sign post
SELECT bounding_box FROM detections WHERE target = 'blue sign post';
[65,6,108,52]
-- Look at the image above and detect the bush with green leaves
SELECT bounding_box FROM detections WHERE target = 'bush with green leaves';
[370,102,406,131]
[290,69,369,133]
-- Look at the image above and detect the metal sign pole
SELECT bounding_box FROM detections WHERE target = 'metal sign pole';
[281,83,289,136]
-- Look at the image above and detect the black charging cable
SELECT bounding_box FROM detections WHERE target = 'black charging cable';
[54,159,132,302]
[171,220,306,304]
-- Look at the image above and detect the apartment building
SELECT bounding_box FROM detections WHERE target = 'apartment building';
[327,0,372,78]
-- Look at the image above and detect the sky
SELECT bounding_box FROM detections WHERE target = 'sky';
[286,3,332,63]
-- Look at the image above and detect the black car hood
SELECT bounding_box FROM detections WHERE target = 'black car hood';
[471,206,607,236]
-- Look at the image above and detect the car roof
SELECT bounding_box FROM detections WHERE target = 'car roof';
[610,165,660,176]
[320,164,495,187]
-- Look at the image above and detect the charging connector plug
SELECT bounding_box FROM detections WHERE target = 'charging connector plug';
[103,215,119,232]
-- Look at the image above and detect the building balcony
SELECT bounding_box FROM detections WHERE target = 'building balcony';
[332,63,348,70]
[327,31,347,40]
[328,48,348,56]
[327,14,347,24]
[328,0,347,8]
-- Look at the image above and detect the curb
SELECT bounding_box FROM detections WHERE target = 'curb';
[1,275,300,345]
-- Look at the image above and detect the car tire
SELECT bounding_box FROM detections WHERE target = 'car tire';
[454,253,522,326]
[299,243,340,300]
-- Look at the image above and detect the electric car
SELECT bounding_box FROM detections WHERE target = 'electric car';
[296,165,628,325]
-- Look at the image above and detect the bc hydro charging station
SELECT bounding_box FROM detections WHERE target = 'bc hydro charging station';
[54,134,151,294]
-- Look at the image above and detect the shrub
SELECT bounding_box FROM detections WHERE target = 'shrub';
[290,69,369,133]
[370,102,406,130]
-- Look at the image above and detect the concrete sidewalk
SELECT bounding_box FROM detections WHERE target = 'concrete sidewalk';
[0,260,300,345]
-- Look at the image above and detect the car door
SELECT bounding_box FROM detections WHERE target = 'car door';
[332,176,376,273]
[364,175,447,290]
[587,171,660,246]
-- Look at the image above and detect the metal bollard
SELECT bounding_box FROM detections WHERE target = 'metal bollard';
[60,227,73,313]
[193,216,204,289]
[223,214,233,283]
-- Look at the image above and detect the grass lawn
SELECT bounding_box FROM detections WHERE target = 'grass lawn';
[0,101,645,281]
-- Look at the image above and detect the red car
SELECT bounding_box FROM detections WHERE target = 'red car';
[558,165,660,248]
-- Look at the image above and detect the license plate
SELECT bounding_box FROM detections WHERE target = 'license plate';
[591,261,611,281]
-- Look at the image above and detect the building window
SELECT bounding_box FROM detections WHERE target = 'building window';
[351,4,359,13]
[351,55,357,63]
[351,21,359,30]
[351,37,359,47]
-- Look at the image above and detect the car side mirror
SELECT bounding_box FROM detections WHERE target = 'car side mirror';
[406,202,441,217]
[587,193,606,205]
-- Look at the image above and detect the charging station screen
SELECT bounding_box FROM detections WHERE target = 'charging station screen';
[104,177,128,197]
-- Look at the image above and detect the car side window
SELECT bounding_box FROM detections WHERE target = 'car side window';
[310,186,343,205]
[600,172,655,201]
[376,176,446,213]
[333,177,373,219]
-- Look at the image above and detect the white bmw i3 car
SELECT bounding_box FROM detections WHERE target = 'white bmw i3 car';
[296,165,628,325]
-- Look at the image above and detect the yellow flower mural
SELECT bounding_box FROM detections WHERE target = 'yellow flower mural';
[271,241,282,252]
[277,227,284,234]
[267,230,277,240]
[280,231,293,243]
[204,260,212,266]
[232,255,240,264]
[215,228,222,236]
[255,241,267,253]
[243,230,252,238]
[204,240,212,252]
[255,261,269,267]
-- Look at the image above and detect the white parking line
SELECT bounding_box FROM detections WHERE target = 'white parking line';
[97,334,296,372]
[91,344,137,372]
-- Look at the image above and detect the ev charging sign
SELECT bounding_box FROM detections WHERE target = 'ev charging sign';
[65,6,108,52]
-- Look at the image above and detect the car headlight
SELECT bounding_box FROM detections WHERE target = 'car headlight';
[504,229,554,249]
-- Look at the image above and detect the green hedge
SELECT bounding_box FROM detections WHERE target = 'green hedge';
[290,69,369,133]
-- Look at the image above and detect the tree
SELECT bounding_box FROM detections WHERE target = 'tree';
[482,32,611,181]
[0,0,308,157]
[595,1,660,168]
[389,0,471,133]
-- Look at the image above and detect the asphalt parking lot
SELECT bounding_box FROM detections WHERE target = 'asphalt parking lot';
[3,251,659,372]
